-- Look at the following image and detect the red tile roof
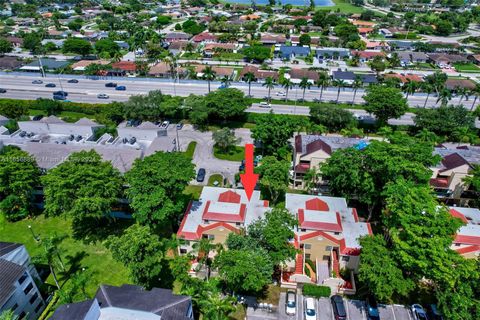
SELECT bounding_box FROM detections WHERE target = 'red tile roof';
[192,32,218,43]
[449,208,468,224]
[218,190,241,203]
[454,234,480,246]
[305,198,330,211]
[294,163,310,174]
[430,178,449,188]
[455,245,480,255]
[111,61,136,71]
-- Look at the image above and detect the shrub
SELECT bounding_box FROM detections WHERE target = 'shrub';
[305,259,316,272]
[303,284,331,298]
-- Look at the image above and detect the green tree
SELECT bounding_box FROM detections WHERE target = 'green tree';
[298,77,311,101]
[256,156,290,204]
[0,310,17,320]
[106,224,166,289]
[332,79,345,103]
[62,37,93,56]
[262,76,276,102]
[200,292,237,320]
[358,235,415,302]
[281,78,294,102]
[414,105,475,137]
[363,85,408,125]
[0,146,40,221]
[436,19,453,36]
[204,88,248,122]
[369,55,386,76]
[243,71,256,97]
[214,247,273,292]
[22,32,42,53]
[125,152,195,227]
[0,37,13,55]
[243,45,271,62]
[94,38,120,56]
[310,104,355,132]
[351,75,363,104]
[42,150,122,240]
[203,65,216,93]
[34,233,67,289]
[213,127,240,151]
[436,88,452,106]
[316,71,330,102]
[299,34,311,46]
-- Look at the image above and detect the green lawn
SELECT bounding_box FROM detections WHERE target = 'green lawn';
[183,185,203,200]
[28,109,95,122]
[318,0,365,14]
[454,63,480,72]
[184,141,197,159]
[208,174,224,187]
[0,214,131,297]
[213,145,244,161]
[213,53,245,61]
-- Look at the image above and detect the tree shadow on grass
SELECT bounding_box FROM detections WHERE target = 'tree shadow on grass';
[71,216,134,244]
[58,250,88,285]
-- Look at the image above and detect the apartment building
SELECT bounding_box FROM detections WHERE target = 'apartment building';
[0,242,45,319]
[449,207,480,259]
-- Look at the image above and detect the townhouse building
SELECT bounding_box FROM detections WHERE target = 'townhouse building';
[448,207,480,259]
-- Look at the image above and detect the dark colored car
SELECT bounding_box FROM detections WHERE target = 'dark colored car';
[45,83,56,88]
[67,79,79,83]
[427,304,443,320]
[331,295,347,320]
[115,85,126,91]
[32,115,44,121]
[53,91,68,96]
[176,122,184,130]
[0,88,6,93]
[411,304,429,320]
[366,295,380,320]
[32,80,43,84]
[105,82,117,88]
[196,168,206,182]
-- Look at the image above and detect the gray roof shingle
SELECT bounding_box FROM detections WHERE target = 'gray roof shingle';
[0,258,25,306]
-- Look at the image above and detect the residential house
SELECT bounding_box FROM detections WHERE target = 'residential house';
[203,43,237,58]
[350,20,376,28]
[468,54,480,65]
[350,50,386,63]
[20,58,69,72]
[191,32,218,43]
[5,36,23,48]
[383,73,423,84]
[379,28,393,38]
[292,135,371,188]
[18,116,104,138]
[194,65,234,78]
[448,207,480,259]
[430,146,480,198]
[260,34,286,46]
[388,40,416,51]
[168,40,193,55]
[278,46,311,60]
[165,32,191,42]
[70,59,109,72]
[148,62,183,78]
[332,69,377,85]
[364,41,389,51]
[428,53,469,68]
[358,27,374,36]
[315,47,350,60]
[110,61,137,76]
[51,284,194,320]
[41,39,65,48]
[239,65,279,82]
[282,194,372,294]
[117,120,167,142]
[0,56,24,70]
[0,242,45,319]
[445,78,476,91]
[177,187,270,258]
[287,68,319,84]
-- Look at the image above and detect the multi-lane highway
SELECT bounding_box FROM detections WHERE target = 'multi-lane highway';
[0,74,477,110]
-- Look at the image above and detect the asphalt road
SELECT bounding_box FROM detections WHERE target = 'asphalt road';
[0,74,477,110]
[248,103,480,128]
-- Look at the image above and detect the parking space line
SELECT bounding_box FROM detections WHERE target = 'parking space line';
[331,300,335,320]
[390,305,397,320]
[344,298,350,320]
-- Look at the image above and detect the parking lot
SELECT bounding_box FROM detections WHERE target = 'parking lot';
[277,293,413,320]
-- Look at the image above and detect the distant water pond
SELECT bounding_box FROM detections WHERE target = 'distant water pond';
[226,0,333,6]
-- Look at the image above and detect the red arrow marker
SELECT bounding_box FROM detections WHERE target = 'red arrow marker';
[240,143,258,201]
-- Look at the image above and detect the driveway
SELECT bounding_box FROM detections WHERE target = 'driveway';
[174,125,252,185]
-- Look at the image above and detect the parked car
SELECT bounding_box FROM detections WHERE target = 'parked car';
[196,168,206,182]
[276,91,286,96]
[411,304,428,320]
[45,83,56,87]
[32,115,44,121]
[366,295,380,320]
[331,295,347,320]
[53,91,68,97]
[160,121,170,129]
[67,79,79,83]
[97,93,109,99]
[105,82,117,88]
[304,297,316,320]
[32,80,43,84]
[285,291,296,316]
[115,85,126,91]
[176,122,184,130]
[427,304,443,320]
[0,88,6,93]
[218,84,228,89]
[259,101,271,108]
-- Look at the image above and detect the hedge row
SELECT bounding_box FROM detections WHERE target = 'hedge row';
[303,284,331,298]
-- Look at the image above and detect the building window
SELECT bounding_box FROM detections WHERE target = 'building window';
[305,254,311,260]
[301,229,306,232]
[23,283,33,295]
[29,292,39,304]
[455,243,461,247]
[342,256,350,262]
[236,222,241,226]
[11,303,18,311]
[334,232,340,235]
[325,246,333,251]
[18,273,28,285]
[304,244,311,250]
[202,234,215,240]
[204,220,209,224]
[19,312,26,320]
[180,248,187,254]
[34,302,44,313]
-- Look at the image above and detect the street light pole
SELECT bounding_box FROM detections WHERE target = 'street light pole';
[28,225,40,242]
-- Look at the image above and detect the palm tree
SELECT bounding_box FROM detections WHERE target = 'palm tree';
[415,128,438,144]
[200,292,236,320]
[262,76,276,102]
[303,167,320,194]
[388,52,401,68]
[191,238,222,281]
[332,79,345,103]
[436,88,452,106]
[316,71,330,102]
[377,126,392,140]
[351,75,363,105]
[281,78,294,102]
[202,66,216,93]
[469,84,480,111]
[298,77,311,101]
[186,65,197,80]
[35,234,67,289]
[421,82,433,108]
[244,71,256,97]
[220,75,232,88]
[403,80,418,99]
[456,86,469,103]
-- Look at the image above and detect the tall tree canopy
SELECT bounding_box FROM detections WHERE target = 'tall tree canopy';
[0,146,40,221]
[256,156,290,204]
[310,104,356,132]
[125,151,195,227]
[363,85,408,124]
[414,105,475,138]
